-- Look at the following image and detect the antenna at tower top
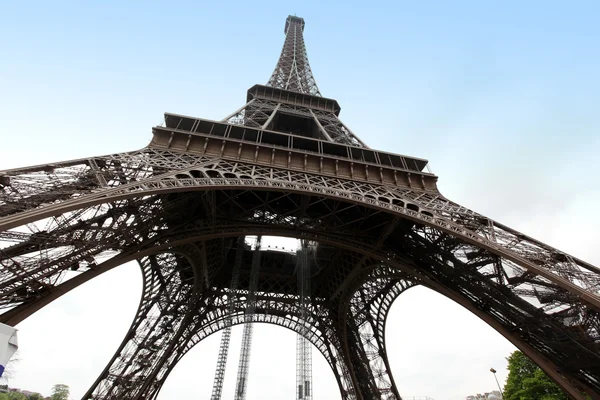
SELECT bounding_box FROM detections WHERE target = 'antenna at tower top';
[285,15,305,33]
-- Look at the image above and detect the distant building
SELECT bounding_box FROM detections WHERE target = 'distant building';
[403,397,436,400]
[466,390,502,399]
[15,388,41,396]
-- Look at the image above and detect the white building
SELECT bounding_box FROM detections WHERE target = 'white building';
[466,390,502,399]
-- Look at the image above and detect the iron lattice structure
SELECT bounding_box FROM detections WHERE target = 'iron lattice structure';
[210,237,244,400]
[296,241,313,400]
[0,15,599,400]
[234,236,262,400]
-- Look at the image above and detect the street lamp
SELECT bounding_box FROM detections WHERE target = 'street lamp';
[490,367,504,398]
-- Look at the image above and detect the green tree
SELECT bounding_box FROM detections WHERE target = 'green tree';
[503,351,568,400]
[0,392,43,400]
[50,384,69,400]
[6,393,27,400]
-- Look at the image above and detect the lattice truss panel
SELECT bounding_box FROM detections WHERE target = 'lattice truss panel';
[210,237,245,400]
[223,98,278,128]
[267,16,321,96]
[0,149,218,311]
[343,270,417,400]
[85,247,355,399]
[1,153,599,398]
[296,243,313,400]
[223,98,365,147]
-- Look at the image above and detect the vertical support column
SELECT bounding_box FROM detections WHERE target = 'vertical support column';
[210,237,245,400]
[234,236,262,400]
[296,240,313,400]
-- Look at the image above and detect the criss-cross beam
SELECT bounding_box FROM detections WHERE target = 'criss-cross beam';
[322,262,417,400]
[82,239,227,400]
[346,278,408,399]
[6,158,596,310]
[85,241,354,400]
[0,192,213,312]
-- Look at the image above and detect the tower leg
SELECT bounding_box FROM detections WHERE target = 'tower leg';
[83,248,205,400]
[333,269,416,400]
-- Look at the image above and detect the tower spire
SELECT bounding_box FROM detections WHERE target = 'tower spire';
[267,16,321,96]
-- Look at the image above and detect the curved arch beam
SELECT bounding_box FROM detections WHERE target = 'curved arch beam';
[152,300,350,399]
[1,182,598,397]
[2,222,598,398]
[1,176,597,311]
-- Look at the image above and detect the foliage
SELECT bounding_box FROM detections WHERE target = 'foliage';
[0,392,28,400]
[503,351,568,400]
[0,390,48,400]
[50,383,70,400]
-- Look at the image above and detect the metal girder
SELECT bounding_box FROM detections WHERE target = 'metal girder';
[210,237,245,400]
[234,236,262,400]
[296,242,313,400]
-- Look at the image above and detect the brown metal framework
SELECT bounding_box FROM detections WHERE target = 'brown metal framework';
[0,14,599,400]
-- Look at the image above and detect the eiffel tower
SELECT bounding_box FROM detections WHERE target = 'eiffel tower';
[1,15,599,400]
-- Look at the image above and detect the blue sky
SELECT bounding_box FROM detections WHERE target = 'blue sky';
[1,1,599,399]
